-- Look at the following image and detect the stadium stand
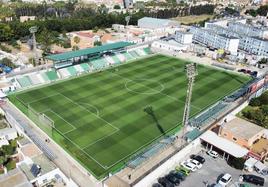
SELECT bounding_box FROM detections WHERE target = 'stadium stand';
[111,55,122,64]
[116,53,126,62]
[41,72,50,82]
[36,73,46,84]
[17,76,32,88]
[105,56,116,65]
[28,74,42,85]
[90,58,108,70]
[144,47,151,55]
[122,52,134,61]
[66,66,78,76]
[128,135,176,169]
[45,70,59,81]
[58,68,71,78]
[12,48,151,90]
[189,102,230,128]
[80,63,90,72]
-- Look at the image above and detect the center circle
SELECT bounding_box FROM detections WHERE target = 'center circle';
[125,79,164,95]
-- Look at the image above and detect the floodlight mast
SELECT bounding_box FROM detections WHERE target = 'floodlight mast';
[125,16,131,41]
[182,63,198,141]
[29,26,38,64]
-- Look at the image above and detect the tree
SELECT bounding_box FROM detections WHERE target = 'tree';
[37,28,57,55]
[1,144,14,156]
[113,5,121,10]
[249,97,261,107]
[73,36,80,45]
[0,23,13,41]
[261,105,268,117]
[0,57,14,68]
[6,159,16,171]
[94,41,102,46]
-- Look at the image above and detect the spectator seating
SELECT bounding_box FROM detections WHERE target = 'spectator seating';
[189,102,229,128]
[17,76,32,88]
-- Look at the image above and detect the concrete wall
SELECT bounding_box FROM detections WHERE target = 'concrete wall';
[133,138,201,187]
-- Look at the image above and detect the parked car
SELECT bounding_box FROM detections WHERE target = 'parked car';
[158,177,175,187]
[175,166,190,176]
[165,174,180,185]
[240,174,264,186]
[181,161,198,172]
[191,154,205,164]
[246,70,252,74]
[187,159,202,169]
[152,183,163,187]
[169,170,186,181]
[218,173,232,186]
[238,69,246,73]
[206,150,219,158]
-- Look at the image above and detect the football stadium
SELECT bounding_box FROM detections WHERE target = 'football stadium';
[8,44,250,179]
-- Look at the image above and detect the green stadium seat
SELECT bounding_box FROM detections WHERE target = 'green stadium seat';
[17,76,32,88]
[45,70,59,81]
[143,48,151,54]
[67,66,77,76]
[41,72,50,82]
[111,55,121,64]
[80,63,90,71]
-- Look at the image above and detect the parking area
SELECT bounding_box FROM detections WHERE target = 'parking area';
[153,150,268,187]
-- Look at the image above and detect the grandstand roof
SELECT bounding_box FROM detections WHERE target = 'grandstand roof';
[200,131,248,158]
[46,42,133,61]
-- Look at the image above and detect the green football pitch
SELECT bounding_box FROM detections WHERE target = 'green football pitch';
[9,54,250,178]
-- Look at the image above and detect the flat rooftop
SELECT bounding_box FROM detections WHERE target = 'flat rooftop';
[0,168,32,187]
[251,138,268,156]
[222,118,264,140]
[20,154,56,181]
[201,130,248,158]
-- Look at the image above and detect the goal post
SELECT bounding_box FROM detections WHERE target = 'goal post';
[28,104,54,137]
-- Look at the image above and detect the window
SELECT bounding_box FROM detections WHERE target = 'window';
[224,133,227,137]
[233,137,237,141]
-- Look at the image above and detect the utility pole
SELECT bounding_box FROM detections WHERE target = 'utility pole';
[125,16,131,42]
[29,26,38,65]
[182,63,198,141]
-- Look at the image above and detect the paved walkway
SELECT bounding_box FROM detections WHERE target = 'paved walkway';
[2,101,100,187]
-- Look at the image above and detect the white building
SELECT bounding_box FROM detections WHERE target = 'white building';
[152,40,188,53]
[206,24,268,57]
[0,128,18,147]
[228,22,268,39]
[204,17,247,28]
[240,37,268,57]
[112,24,125,32]
[138,17,180,31]
[190,26,239,55]
[174,31,193,45]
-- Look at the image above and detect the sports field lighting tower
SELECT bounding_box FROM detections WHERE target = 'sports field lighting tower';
[29,26,38,64]
[125,16,131,41]
[182,63,198,140]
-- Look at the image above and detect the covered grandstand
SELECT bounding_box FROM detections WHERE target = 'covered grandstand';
[11,47,152,90]
[46,42,133,69]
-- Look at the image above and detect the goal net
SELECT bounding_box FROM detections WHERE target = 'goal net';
[28,104,54,137]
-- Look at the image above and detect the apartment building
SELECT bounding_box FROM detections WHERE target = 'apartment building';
[190,26,239,55]
[174,31,193,45]
[207,24,268,56]
[228,22,268,39]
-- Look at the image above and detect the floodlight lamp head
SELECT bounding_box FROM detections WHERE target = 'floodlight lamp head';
[29,26,38,34]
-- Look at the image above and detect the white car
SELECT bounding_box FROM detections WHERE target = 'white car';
[218,173,232,186]
[180,161,198,172]
[187,159,202,169]
[207,150,219,158]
